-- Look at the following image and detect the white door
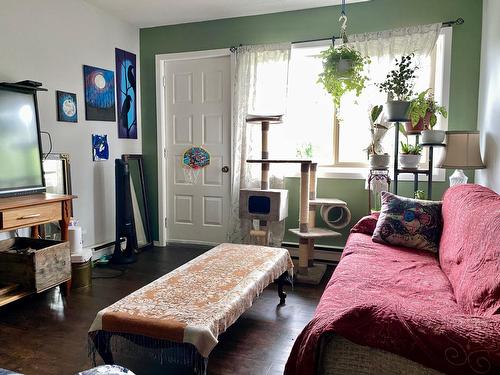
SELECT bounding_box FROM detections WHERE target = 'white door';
[165,55,231,244]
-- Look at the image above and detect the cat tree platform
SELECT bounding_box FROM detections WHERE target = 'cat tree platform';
[239,115,351,285]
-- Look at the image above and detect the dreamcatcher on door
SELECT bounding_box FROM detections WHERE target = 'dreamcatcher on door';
[181,145,211,184]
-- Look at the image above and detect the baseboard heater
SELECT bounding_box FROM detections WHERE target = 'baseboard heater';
[282,241,342,265]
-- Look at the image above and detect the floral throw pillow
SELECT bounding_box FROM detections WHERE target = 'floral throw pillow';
[372,191,443,253]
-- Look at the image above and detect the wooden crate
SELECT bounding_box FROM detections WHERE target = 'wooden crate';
[0,237,70,293]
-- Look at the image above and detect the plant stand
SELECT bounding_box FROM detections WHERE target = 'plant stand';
[367,168,391,213]
[392,122,444,199]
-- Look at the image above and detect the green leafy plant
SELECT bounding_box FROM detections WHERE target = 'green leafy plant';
[366,105,390,156]
[318,45,370,109]
[370,105,384,124]
[414,190,426,199]
[408,89,448,128]
[296,143,313,159]
[376,54,418,100]
[400,142,422,155]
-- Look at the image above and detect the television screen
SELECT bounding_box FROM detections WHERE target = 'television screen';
[0,88,45,196]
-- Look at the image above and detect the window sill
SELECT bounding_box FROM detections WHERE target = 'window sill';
[284,166,446,182]
[284,166,367,180]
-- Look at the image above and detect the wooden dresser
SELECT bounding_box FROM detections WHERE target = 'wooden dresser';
[0,193,76,306]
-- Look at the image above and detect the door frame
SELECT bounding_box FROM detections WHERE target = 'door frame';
[155,48,234,246]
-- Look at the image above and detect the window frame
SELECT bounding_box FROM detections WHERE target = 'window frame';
[288,28,452,181]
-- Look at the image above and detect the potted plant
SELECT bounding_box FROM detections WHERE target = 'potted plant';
[414,190,426,200]
[377,54,418,122]
[318,45,370,110]
[366,105,390,168]
[407,89,448,142]
[399,142,422,169]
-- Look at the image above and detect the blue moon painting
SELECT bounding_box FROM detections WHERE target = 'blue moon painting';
[115,48,137,139]
[83,65,116,121]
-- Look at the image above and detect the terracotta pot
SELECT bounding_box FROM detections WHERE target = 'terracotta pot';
[405,111,432,134]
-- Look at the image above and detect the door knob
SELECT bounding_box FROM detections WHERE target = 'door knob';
[221,166,230,173]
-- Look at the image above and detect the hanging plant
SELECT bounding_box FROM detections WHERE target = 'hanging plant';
[318,45,370,110]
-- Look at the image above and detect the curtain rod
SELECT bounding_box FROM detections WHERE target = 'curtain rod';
[230,18,464,52]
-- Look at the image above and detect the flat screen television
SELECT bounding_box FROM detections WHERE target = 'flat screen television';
[0,84,45,197]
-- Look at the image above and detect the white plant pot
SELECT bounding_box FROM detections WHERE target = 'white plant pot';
[421,129,445,144]
[337,59,353,73]
[369,154,390,169]
[399,154,421,169]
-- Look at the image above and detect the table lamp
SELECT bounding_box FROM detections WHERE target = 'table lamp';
[438,131,485,186]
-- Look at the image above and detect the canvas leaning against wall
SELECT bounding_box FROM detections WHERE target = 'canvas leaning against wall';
[115,48,137,139]
[83,65,116,121]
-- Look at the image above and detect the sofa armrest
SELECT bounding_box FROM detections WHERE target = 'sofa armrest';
[350,214,379,235]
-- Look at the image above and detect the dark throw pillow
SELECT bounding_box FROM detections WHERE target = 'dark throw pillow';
[372,191,443,253]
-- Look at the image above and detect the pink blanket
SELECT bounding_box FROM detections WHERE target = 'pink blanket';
[285,206,500,374]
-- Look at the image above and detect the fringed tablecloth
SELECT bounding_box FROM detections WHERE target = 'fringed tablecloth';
[88,243,293,372]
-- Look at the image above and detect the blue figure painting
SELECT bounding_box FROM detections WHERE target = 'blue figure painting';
[84,65,116,121]
[115,48,137,139]
[92,134,109,161]
[56,91,78,123]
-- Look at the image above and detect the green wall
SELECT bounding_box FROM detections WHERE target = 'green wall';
[140,0,482,245]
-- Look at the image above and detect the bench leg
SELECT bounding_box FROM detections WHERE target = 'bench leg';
[277,272,289,305]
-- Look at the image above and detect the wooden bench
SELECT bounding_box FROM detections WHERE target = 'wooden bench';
[88,243,293,374]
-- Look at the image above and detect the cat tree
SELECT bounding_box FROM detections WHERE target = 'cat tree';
[239,115,351,284]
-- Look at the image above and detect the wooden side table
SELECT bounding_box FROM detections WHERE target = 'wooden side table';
[0,193,76,306]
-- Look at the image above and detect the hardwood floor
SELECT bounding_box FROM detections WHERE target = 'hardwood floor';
[0,244,332,375]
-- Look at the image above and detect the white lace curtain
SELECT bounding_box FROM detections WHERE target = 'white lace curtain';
[228,43,291,244]
[341,23,442,110]
[344,23,442,59]
[226,25,441,243]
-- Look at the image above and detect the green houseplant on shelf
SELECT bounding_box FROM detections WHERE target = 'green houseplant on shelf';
[407,89,448,142]
[399,142,423,169]
[377,54,418,122]
[366,105,390,169]
[318,45,370,110]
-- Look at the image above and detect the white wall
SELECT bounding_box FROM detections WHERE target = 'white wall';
[0,0,141,245]
[476,0,500,193]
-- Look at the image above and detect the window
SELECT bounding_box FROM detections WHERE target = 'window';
[273,29,451,176]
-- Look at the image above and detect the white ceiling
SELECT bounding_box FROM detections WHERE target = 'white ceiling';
[85,0,370,28]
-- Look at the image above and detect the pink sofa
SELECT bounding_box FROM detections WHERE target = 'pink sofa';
[285,184,500,375]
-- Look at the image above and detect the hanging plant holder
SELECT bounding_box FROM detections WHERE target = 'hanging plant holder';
[317,0,370,109]
[318,45,370,109]
[337,58,353,74]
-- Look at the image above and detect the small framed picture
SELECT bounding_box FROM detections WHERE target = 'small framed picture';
[56,91,78,123]
[92,134,109,161]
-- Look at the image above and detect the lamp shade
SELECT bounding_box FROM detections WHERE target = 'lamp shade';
[438,131,486,169]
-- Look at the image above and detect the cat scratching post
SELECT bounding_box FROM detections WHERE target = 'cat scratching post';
[241,115,286,246]
[240,116,352,284]
[290,162,352,284]
[261,121,270,190]
[298,162,310,274]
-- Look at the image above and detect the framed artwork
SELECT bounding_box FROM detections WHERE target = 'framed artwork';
[92,134,109,161]
[115,48,137,139]
[56,91,78,122]
[83,65,116,121]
